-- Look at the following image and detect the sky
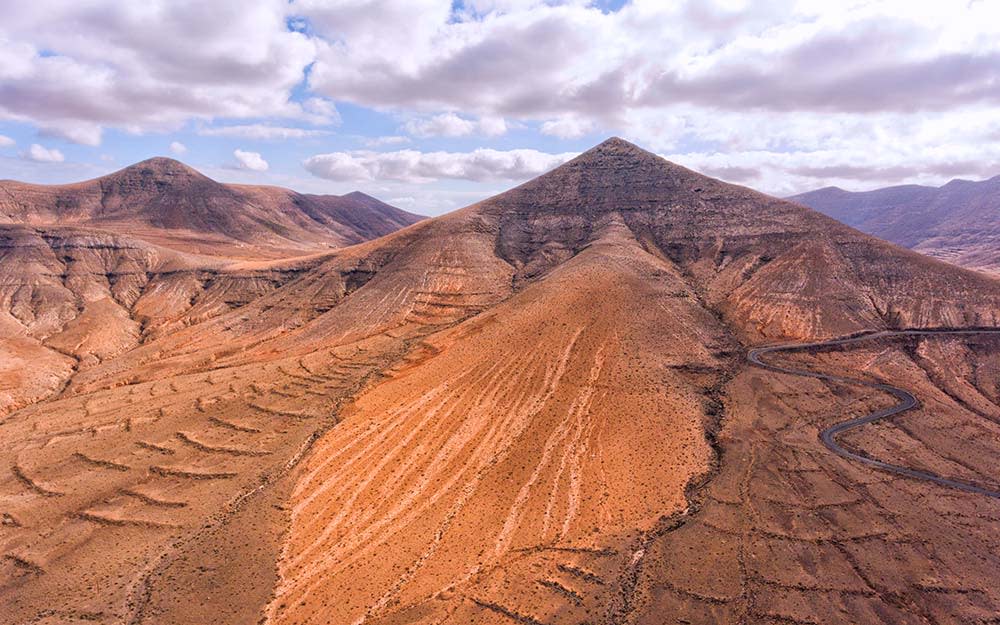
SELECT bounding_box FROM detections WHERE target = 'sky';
[1,0,999,216]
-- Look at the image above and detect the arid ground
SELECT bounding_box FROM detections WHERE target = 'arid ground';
[1,138,999,625]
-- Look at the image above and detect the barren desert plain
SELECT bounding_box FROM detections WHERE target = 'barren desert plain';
[0,137,998,625]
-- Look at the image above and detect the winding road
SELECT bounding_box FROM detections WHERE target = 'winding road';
[748,329,1000,499]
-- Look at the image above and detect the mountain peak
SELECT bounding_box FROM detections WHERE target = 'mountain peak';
[98,157,213,195]
[92,157,208,188]
[560,136,703,182]
[594,135,641,149]
[514,136,719,204]
[342,190,379,202]
[578,136,659,161]
[122,156,205,179]
[478,136,771,237]
[791,186,847,199]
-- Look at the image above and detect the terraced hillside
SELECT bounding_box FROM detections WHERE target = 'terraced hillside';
[2,138,999,625]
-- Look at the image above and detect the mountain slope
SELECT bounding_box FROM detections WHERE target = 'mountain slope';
[2,138,1000,625]
[790,175,1000,276]
[0,158,423,409]
[0,157,424,259]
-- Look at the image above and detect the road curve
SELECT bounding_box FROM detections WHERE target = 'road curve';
[748,329,1000,499]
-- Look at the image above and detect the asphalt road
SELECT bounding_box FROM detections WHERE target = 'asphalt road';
[748,329,1000,499]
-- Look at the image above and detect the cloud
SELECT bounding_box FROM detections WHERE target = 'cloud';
[169,141,187,155]
[2,2,999,144]
[0,1,319,144]
[641,50,1000,115]
[477,116,508,136]
[40,122,102,146]
[698,164,760,184]
[0,135,14,147]
[540,116,594,139]
[200,124,331,140]
[234,149,269,172]
[387,196,418,207]
[3,0,1000,197]
[301,97,341,124]
[300,1,1000,121]
[404,114,474,137]
[23,143,64,162]
[303,148,576,183]
[664,113,1000,196]
[403,113,507,137]
[362,135,411,147]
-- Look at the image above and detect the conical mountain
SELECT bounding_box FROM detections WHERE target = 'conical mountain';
[485,136,756,214]
[461,136,1000,337]
[93,158,253,231]
[477,137,831,284]
[103,156,208,186]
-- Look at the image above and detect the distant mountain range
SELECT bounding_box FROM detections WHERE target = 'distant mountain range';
[790,175,1000,276]
[0,157,424,259]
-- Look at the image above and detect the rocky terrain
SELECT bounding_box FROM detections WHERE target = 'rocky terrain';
[1,138,999,625]
[791,176,1000,277]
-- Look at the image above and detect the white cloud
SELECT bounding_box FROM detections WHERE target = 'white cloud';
[303,148,576,183]
[200,124,331,140]
[477,116,508,136]
[23,143,64,162]
[403,113,508,138]
[0,1,319,144]
[387,196,418,207]
[294,0,1000,193]
[0,135,14,147]
[234,149,269,172]
[169,141,187,155]
[363,135,411,147]
[302,98,341,125]
[651,105,1000,194]
[3,1,1000,194]
[40,122,102,146]
[540,116,594,139]
[302,1,1000,120]
[303,152,371,181]
[404,114,474,137]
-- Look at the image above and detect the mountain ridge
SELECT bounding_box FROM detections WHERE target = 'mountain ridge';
[0,156,425,259]
[791,173,1000,276]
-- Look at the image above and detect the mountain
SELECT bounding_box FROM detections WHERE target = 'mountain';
[0,157,422,416]
[0,157,424,259]
[790,175,1000,276]
[2,138,1000,625]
